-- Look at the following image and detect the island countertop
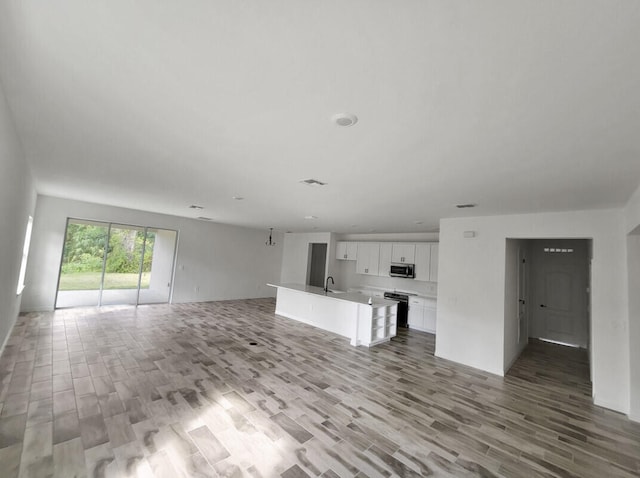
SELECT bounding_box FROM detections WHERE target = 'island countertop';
[268,282,399,347]
[267,282,398,307]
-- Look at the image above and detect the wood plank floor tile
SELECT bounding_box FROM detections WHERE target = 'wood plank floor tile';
[53,437,86,478]
[0,442,23,478]
[79,414,109,450]
[189,424,231,465]
[0,413,27,448]
[18,421,52,477]
[1,300,640,477]
[53,410,80,445]
[83,442,119,478]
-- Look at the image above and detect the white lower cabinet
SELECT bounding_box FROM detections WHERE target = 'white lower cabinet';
[424,304,437,332]
[408,301,424,329]
[408,297,437,333]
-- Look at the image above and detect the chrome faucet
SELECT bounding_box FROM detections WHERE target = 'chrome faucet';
[324,276,335,293]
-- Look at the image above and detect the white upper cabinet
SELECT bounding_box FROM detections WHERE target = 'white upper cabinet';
[378,243,392,277]
[414,243,439,282]
[414,243,431,281]
[337,240,438,281]
[391,243,415,263]
[356,243,380,276]
[336,241,358,261]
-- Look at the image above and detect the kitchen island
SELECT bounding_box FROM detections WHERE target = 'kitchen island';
[267,283,398,347]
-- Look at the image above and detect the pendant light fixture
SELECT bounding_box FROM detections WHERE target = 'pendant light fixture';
[265,228,276,246]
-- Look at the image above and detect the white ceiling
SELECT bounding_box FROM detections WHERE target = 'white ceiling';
[1,1,639,233]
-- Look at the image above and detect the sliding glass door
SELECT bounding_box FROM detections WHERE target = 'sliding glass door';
[57,220,109,308]
[101,224,146,305]
[56,219,177,308]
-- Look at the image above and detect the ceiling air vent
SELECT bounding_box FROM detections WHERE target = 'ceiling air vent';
[456,203,477,209]
[300,179,327,186]
[189,205,204,210]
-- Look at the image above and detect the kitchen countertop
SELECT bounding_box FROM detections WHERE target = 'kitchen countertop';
[267,283,398,307]
[348,286,437,301]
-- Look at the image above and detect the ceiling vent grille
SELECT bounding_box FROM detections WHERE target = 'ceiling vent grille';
[189,205,205,210]
[456,203,477,209]
[300,179,327,186]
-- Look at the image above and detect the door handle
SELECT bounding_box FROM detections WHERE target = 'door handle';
[540,304,546,308]
[519,299,525,304]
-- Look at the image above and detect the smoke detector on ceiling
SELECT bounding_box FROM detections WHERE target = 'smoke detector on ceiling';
[331,113,358,127]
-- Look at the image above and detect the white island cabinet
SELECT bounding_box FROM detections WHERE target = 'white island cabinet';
[268,283,398,347]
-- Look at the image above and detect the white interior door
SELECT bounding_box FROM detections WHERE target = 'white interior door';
[532,240,588,348]
[541,265,580,344]
[517,247,527,344]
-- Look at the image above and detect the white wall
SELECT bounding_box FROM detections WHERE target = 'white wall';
[0,82,36,351]
[625,183,640,421]
[436,209,629,414]
[22,196,283,311]
[627,230,640,421]
[279,232,334,285]
[148,229,177,297]
[624,184,640,234]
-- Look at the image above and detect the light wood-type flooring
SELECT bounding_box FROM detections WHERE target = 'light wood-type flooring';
[0,298,639,477]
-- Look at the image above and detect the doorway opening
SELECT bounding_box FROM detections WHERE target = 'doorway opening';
[55,218,178,308]
[505,238,592,386]
[307,243,328,288]
[530,239,590,349]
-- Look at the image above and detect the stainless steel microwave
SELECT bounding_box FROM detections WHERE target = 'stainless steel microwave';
[389,263,415,278]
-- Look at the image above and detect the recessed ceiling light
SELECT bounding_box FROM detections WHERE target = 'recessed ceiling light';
[331,113,358,127]
[299,179,327,187]
[304,215,318,220]
[189,205,204,210]
[456,203,477,209]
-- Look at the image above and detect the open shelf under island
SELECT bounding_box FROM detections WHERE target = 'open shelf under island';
[267,283,399,347]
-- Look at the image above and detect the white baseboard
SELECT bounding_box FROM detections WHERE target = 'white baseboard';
[593,395,627,415]
[20,306,54,313]
[0,313,19,358]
